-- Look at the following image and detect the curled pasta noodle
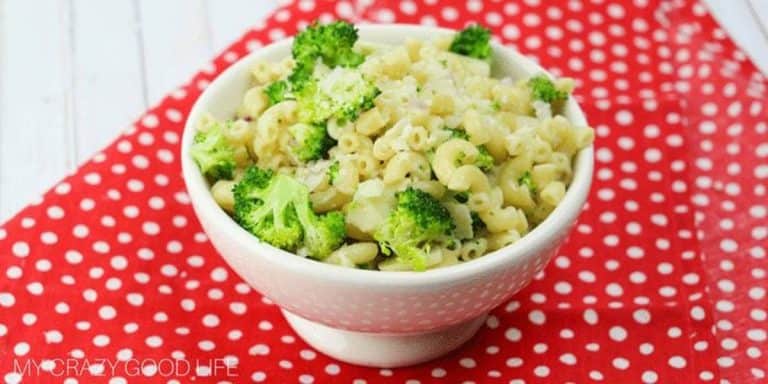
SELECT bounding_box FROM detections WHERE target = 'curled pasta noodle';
[460,239,488,261]
[257,151,287,169]
[405,125,429,151]
[253,101,298,149]
[540,181,566,206]
[378,258,413,271]
[467,191,492,213]
[479,206,525,233]
[487,229,521,251]
[233,145,251,167]
[197,113,217,133]
[430,94,454,115]
[327,119,355,140]
[464,76,494,100]
[310,187,350,213]
[446,165,490,194]
[404,38,422,61]
[211,180,236,212]
[383,151,431,184]
[492,84,532,114]
[338,132,372,154]
[531,137,553,163]
[462,109,490,145]
[444,202,473,239]
[410,180,446,200]
[356,153,381,179]
[550,152,573,181]
[250,61,276,84]
[432,139,479,185]
[355,107,388,136]
[498,161,536,208]
[224,120,253,146]
[483,123,509,161]
[333,159,360,195]
[531,163,559,189]
[434,250,460,268]
[380,46,411,79]
[325,242,379,267]
[238,87,269,119]
[574,126,595,151]
[372,137,396,161]
[501,181,535,209]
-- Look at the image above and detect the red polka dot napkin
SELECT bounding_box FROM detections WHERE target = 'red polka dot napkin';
[1,1,766,383]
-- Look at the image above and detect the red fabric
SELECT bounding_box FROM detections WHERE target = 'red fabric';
[1,1,765,383]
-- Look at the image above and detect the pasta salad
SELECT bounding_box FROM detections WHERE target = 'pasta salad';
[191,22,594,271]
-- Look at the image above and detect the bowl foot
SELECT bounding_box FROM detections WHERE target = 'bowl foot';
[281,309,487,368]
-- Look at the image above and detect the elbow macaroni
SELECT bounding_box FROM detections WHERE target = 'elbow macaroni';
[201,33,594,271]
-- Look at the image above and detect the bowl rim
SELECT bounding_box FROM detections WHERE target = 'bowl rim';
[181,23,594,288]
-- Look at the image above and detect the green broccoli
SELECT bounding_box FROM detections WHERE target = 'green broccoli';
[286,61,314,91]
[292,21,365,68]
[518,171,537,194]
[264,80,289,105]
[374,187,454,271]
[296,67,380,124]
[263,21,379,122]
[263,62,314,107]
[446,128,495,172]
[190,122,236,181]
[294,202,346,259]
[289,123,336,161]
[328,161,340,185]
[527,75,568,104]
[233,166,346,258]
[449,25,492,60]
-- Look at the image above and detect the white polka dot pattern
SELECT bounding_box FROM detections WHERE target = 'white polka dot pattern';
[0,0,764,382]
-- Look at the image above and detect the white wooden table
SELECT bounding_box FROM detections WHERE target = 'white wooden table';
[0,0,766,221]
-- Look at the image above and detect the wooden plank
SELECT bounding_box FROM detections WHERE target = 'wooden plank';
[702,0,768,74]
[71,0,148,161]
[206,0,279,51]
[747,0,768,59]
[137,0,213,106]
[0,0,74,220]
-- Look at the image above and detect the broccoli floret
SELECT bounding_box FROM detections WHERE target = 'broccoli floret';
[296,67,380,124]
[374,187,454,271]
[287,60,315,92]
[518,171,537,194]
[328,161,340,185]
[289,123,335,161]
[449,25,492,60]
[446,128,495,172]
[263,21,365,107]
[233,168,303,249]
[528,75,568,103]
[263,21,377,124]
[263,62,314,107]
[264,80,289,106]
[294,204,346,259]
[293,21,365,68]
[233,166,346,258]
[190,122,236,181]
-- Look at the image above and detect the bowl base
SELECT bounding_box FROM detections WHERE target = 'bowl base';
[281,309,487,368]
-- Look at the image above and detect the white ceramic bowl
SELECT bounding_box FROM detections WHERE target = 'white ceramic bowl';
[182,24,593,368]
